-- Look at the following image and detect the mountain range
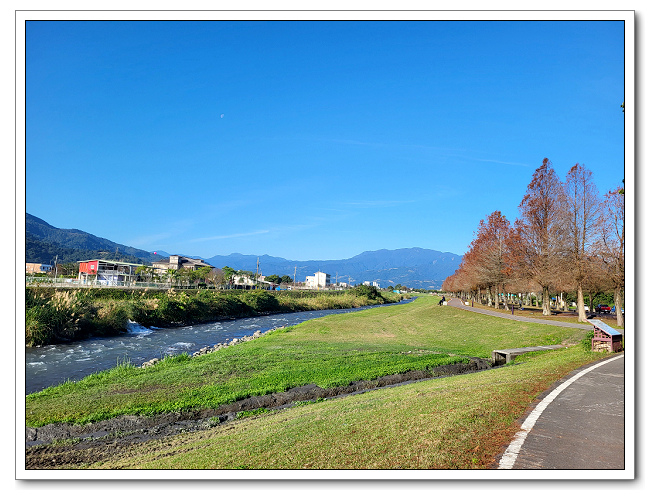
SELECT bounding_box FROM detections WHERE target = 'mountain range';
[204,249,461,289]
[25,213,461,289]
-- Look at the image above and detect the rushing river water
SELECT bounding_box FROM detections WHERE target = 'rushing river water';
[25,300,412,395]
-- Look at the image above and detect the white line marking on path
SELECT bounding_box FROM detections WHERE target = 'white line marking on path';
[497,354,624,469]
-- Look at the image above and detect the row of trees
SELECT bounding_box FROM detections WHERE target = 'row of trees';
[442,158,624,326]
[134,265,217,287]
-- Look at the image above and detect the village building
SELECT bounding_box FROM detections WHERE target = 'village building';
[305,271,331,289]
[231,273,256,286]
[26,263,53,274]
[77,259,141,285]
[228,274,274,288]
[152,255,213,274]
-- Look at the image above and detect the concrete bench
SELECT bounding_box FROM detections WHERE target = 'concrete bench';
[492,345,566,366]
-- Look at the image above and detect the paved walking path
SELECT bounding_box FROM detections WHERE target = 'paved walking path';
[501,354,625,469]
[446,297,624,333]
[444,296,626,470]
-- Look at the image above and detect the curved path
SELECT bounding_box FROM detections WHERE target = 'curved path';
[445,297,625,470]
[499,354,625,469]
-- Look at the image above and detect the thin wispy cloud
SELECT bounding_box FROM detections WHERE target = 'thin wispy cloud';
[456,155,531,167]
[323,137,530,167]
[324,137,465,153]
[342,200,416,208]
[190,230,270,243]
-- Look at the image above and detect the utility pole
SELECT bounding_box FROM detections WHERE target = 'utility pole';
[53,255,58,281]
[256,257,260,289]
[293,266,297,286]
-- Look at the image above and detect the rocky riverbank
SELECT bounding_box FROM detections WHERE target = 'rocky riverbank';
[140,327,275,368]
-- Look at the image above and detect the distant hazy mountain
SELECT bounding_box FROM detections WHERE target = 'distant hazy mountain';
[206,248,461,289]
[25,213,461,288]
[25,213,158,264]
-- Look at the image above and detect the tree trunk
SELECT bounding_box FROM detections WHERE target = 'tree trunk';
[614,286,624,327]
[542,286,551,316]
[577,284,587,322]
[494,286,499,309]
[487,287,493,307]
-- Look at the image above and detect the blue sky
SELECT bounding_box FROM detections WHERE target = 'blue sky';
[25,19,626,261]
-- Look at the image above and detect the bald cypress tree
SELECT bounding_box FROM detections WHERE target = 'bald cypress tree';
[511,159,567,316]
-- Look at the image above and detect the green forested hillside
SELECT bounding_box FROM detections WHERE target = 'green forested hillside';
[25,214,156,265]
[25,234,151,265]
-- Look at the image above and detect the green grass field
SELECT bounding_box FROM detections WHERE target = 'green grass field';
[34,347,608,470]
[26,296,590,427]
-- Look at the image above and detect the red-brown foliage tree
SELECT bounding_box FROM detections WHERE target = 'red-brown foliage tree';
[511,158,567,316]
[466,211,513,309]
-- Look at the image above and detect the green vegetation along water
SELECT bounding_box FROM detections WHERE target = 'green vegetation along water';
[25,285,397,347]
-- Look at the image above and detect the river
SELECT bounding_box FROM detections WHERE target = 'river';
[24,300,412,395]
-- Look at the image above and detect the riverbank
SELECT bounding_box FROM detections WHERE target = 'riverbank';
[25,285,402,347]
[25,296,591,427]
[24,299,608,470]
[26,356,491,450]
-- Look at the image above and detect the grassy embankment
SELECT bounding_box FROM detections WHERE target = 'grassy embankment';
[26,295,594,428]
[25,295,613,470]
[25,285,397,347]
[85,348,606,470]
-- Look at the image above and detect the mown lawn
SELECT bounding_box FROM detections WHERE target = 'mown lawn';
[26,296,588,427]
[62,347,609,470]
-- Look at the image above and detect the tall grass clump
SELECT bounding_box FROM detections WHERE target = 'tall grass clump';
[25,288,94,346]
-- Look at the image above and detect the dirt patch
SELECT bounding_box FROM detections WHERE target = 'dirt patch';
[25,358,491,469]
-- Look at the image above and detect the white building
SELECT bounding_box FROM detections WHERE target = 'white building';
[305,271,331,289]
[363,280,380,288]
[232,274,256,286]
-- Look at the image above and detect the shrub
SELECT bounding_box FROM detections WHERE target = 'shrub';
[239,291,280,312]
[581,330,595,351]
[349,285,382,301]
[90,301,131,336]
